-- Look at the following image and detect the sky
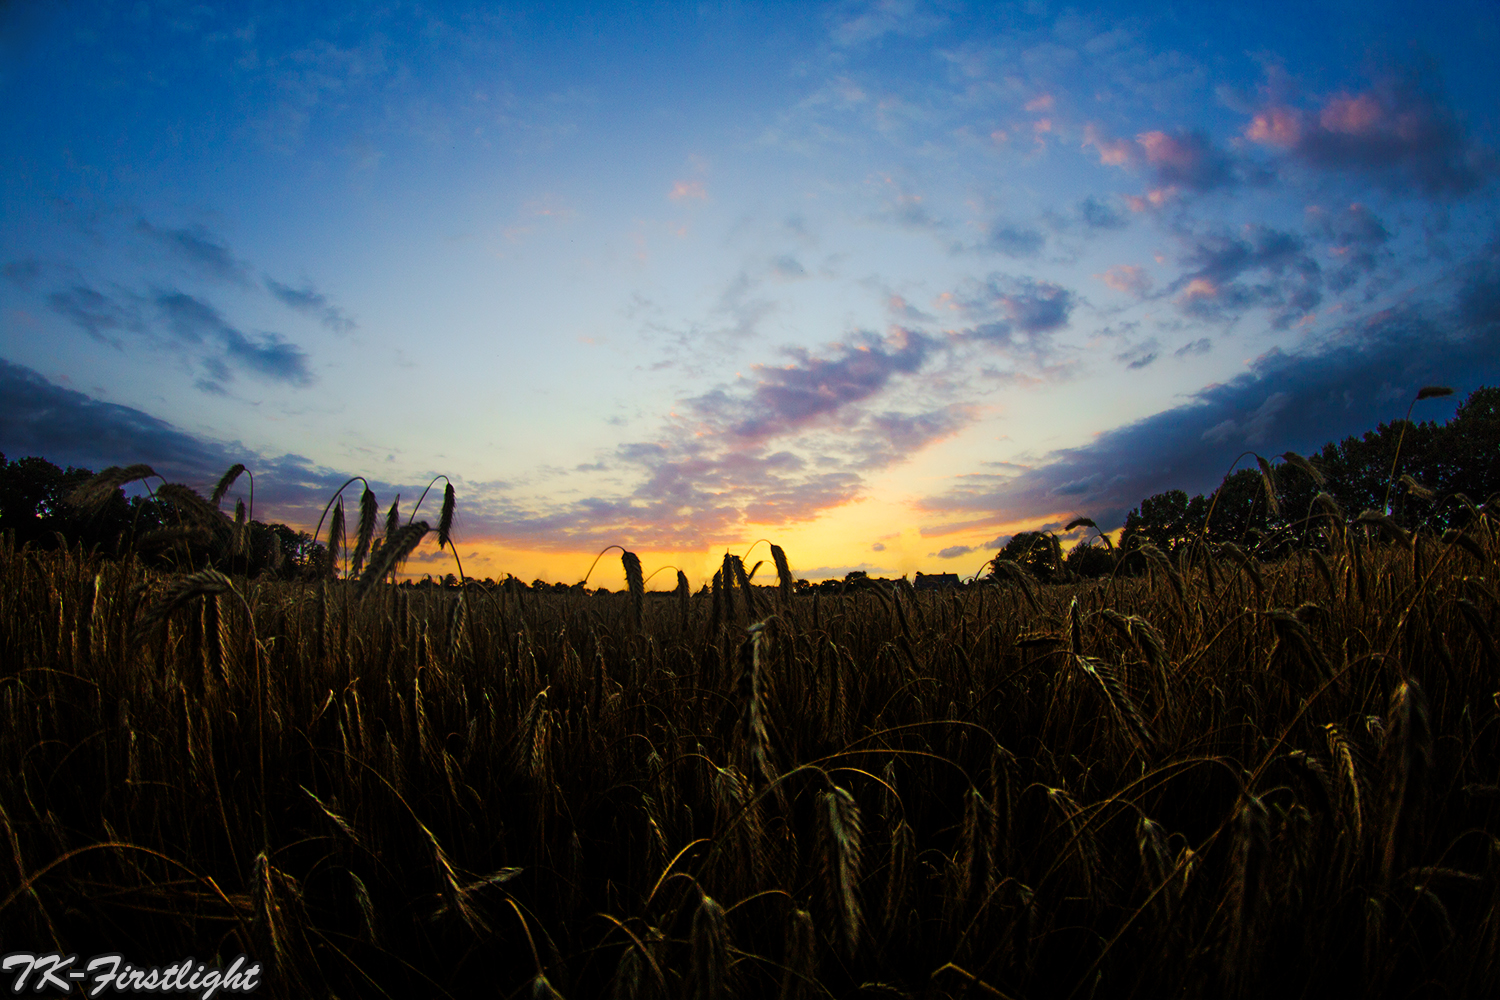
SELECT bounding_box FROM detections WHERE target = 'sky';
[2,0,1498,587]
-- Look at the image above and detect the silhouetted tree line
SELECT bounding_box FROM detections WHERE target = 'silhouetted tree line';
[995,385,1500,582]
[0,453,318,576]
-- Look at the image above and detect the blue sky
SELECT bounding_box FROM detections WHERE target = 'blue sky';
[3,0,1498,584]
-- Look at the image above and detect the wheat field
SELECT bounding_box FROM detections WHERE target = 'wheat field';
[1,508,1498,998]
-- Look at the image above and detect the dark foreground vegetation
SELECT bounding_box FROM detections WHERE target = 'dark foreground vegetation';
[3,509,1499,998]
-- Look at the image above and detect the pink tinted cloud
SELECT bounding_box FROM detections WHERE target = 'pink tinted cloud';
[1242,73,1488,194]
[669,179,707,201]
[1096,264,1152,296]
[1084,125,1235,195]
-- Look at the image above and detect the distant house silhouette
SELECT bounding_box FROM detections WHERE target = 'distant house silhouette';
[914,572,960,590]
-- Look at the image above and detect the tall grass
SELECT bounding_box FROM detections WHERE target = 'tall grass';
[0,505,1498,998]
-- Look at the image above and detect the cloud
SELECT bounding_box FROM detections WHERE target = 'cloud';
[668,179,707,201]
[830,0,947,47]
[935,543,977,559]
[265,278,356,333]
[1243,69,1490,195]
[1078,196,1127,230]
[0,357,237,480]
[1168,225,1321,327]
[918,280,1500,533]
[1084,125,1240,200]
[155,291,313,388]
[771,254,806,279]
[136,220,250,284]
[1097,264,1152,296]
[1115,339,1159,370]
[47,285,141,344]
[692,328,933,441]
[982,222,1045,257]
[3,259,42,290]
[1175,337,1212,357]
[955,277,1076,356]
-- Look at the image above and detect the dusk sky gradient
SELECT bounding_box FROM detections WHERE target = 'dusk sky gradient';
[3,0,1498,586]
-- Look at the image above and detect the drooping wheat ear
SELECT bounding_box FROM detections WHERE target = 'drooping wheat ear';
[1136,815,1172,898]
[1216,542,1264,595]
[1280,450,1325,487]
[730,554,759,619]
[209,462,247,507]
[157,483,230,533]
[231,500,246,557]
[1356,509,1412,547]
[1254,454,1281,517]
[1100,609,1169,683]
[1324,722,1363,845]
[1458,598,1498,662]
[1066,515,1112,549]
[326,499,345,579]
[514,687,553,784]
[711,567,724,631]
[132,568,234,643]
[1074,655,1155,752]
[350,488,378,578]
[1398,473,1435,501]
[1137,543,1185,606]
[953,785,983,915]
[817,784,864,959]
[770,543,793,605]
[1068,596,1084,656]
[1309,549,1335,597]
[1312,491,1346,526]
[67,463,157,514]
[689,893,731,1000]
[1225,794,1269,992]
[1379,679,1431,885]
[1265,608,1333,682]
[989,558,1039,612]
[438,483,457,550]
[737,623,771,784]
[384,495,400,545]
[610,942,642,1000]
[621,550,644,631]
[780,907,817,1000]
[676,570,690,630]
[356,522,430,597]
[134,526,212,553]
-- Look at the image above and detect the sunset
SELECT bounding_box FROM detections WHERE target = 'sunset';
[5,1,1496,585]
[3,4,1500,996]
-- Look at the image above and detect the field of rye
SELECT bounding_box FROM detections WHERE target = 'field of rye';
[1,483,1499,998]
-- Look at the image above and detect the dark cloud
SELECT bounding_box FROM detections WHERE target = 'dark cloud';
[919,293,1500,534]
[155,290,313,388]
[1171,225,1322,328]
[1139,128,1236,192]
[136,220,250,284]
[4,259,41,289]
[1310,203,1390,285]
[265,278,356,333]
[850,405,975,469]
[983,223,1045,257]
[47,285,140,344]
[1457,249,1500,329]
[0,356,236,481]
[1175,337,1212,357]
[957,277,1075,355]
[693,329,932,441]
[770,255,806,279]
[1078,196,1127,230]
[1244,69,1490,196]
[935,543,977,559]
